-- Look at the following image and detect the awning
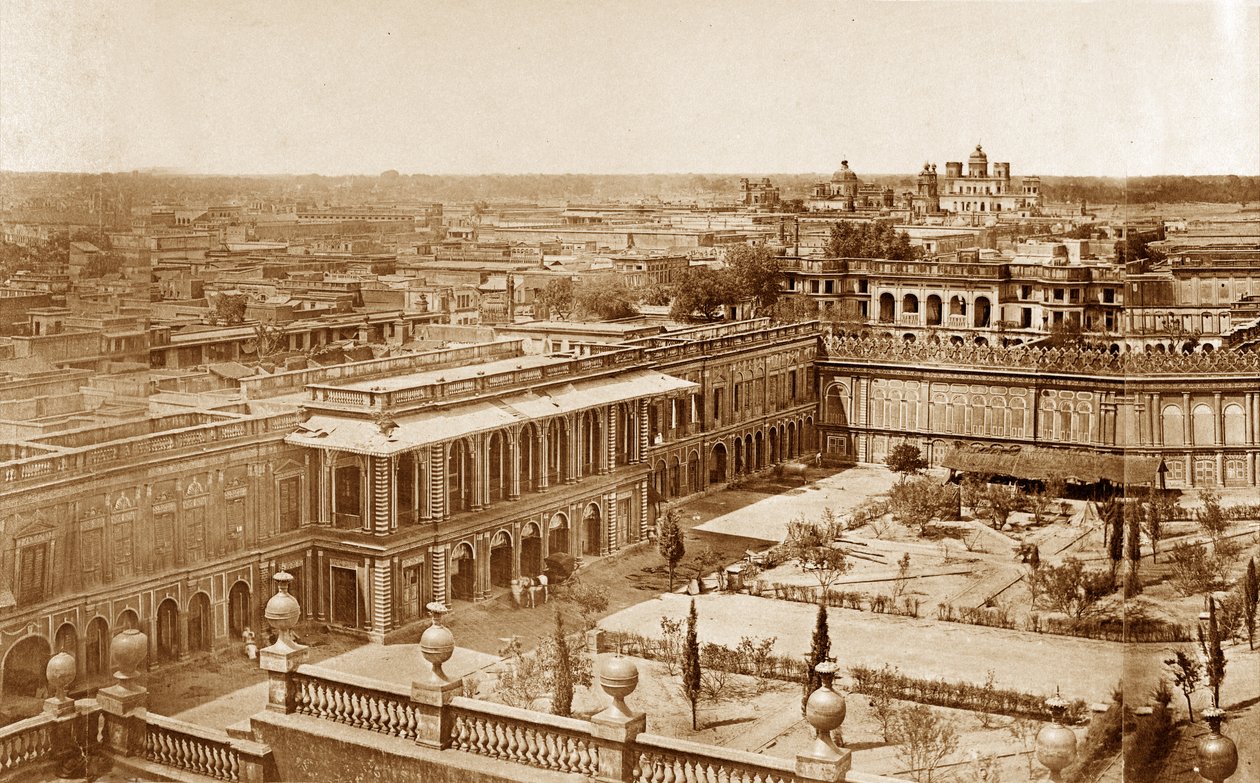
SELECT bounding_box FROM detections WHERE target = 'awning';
[286,369,697,457]
[941,446,1164,485]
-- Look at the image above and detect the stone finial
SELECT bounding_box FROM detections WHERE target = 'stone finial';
[598,655,639,721]
[1196,708,1238,783]
[797,661,851,782]
[1036,696,1078,782]
[44,651,77,716]
[111,628,148,688]
[418,602,454,686]
[263,571,304,655]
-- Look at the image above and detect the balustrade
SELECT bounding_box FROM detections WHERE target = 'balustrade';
[143,715,242,781]
[292,665,422,740]
[633,734,797,783]
[449,697,599,777]
[0,715,54,773]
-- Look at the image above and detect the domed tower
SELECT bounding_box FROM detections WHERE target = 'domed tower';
[916,162,940,213]
[968,144,989,178]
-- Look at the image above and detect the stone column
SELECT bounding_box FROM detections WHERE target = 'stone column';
[368,557,392,643]
[429,444,446,522]
[370,455,391,536]
[317,449,332,525]
[1214,392,1225,446]
[471,436,486,511]
[539,426,551,491]
[1152,392,1164,446]
[639,481,649,540]
[1182,393,1192,446]
[508,434,521,500]
[637,399,650,463]
[604,491,618,556]
[429,545,448,608]
[607,405,618,470]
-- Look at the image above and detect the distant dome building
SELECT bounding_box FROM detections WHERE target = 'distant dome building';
[808,160,894,213]
[930,144,1041,221]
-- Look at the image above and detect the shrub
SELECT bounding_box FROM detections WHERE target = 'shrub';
[849,664,1087,723]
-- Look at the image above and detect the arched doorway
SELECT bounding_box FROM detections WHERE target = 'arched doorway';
[710,442,728,484]
[974,296,991,328]
[490,531,513,588]
[754,431,764,469]
[521,523,543,579]
[654,459,668,499]
[228,581,251,638]
[2,636,51,698]
[688,450,701,493]
[926,295,942,326]
[85,617,109,680]
[787,422,797,457]
[156,598,180,661]
[669,456,682,497]
[769,427,780,464]
[188,593,212,654]
[878,293,895,323]
[548,513,570,555]
[54,622,77,656]
[450,543,475,601]
[804,416,815,452]
[733,438,745,475]
[583,503,602,557]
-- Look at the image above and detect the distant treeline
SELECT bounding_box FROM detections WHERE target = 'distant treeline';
[3,170,1259,207]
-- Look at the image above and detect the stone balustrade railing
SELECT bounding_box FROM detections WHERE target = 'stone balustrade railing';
[448,695,600,777]
[633,732,798,783]
[292,664,422,741]
[0,713,56,773]
[821,333,1260,376]
[142,712,268,782]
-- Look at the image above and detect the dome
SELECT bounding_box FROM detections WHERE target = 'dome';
[969,144,988,162]
[831,161,858,182]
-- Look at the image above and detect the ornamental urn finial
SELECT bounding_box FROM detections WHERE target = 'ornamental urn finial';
[1037,695,1078,782]
[419,602,454,685]
[1196,708,1238,783]
[803,661,846,760]
[598,654,640,720]
[111,628,149,688]
[45,651,76,700]
[264,571,303,654]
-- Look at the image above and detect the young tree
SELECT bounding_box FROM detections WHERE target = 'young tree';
[782,516,850,599]
[1244,558,1258,651]
[689,546,721,594]
[975,484,1022,531]
[1164,648,1202,721]
[1139,488,1178,563]
[1028,557,1114,619]
[551,611,574,717]
[894,704,960,783]
[1196,490,1228,539]
[1125,505,1143,597]
[555,577,609,631]
[1198,596,1226,709]
[1104,499,1124,576]
[802,602,831,715]
[885,443,928,480]
[657,510,686,591]
[213,293,248,325]
[683,599,702,731]
[888,477,958,535]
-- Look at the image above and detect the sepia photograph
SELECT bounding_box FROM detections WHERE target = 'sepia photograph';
[0,1,1258,782]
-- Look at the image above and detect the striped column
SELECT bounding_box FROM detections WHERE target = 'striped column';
[508,434,521,500]
[429,444,446,522]
[605,491,617,555]
[637,399,650,463]
[430,545,447,607]
[370,558,392,642]
[539,427,550,491]
[607,405,618,470]
[639,481,649,540]
[370,456,391,536]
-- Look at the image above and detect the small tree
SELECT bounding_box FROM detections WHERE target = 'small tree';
[683,599,702,731]
[1198,596,1226,709]
[803,602,830,715]
[1164,648,1202,721]
[658,510,686,591]
[1028,557,1114,619]
[868,664,900,743]
[535,278,574,320]
[1104,499,1124,574]
[1244,558,1258,651]
[886,443,928,480]
[1196,490,1228,539]
[551,611,574,717]
[894,704,960,783]
[976,484,1022,531]
[690,546,721,594]
[213,293,248,325]
[888,477,958,535]
[782,516,850,600]
[1139,488,1178,563]
[556,577,609,631]
[1125,506,1142,598]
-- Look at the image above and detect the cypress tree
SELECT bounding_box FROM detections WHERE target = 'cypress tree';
[551,611,574,717]
[1199,596,1226,709]
[1244,558,1258,651]
[803,601,831,714]
[683,599,702,731]
[658,510,686,591]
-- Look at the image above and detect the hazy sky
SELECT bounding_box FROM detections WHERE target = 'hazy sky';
[2,0,1258,177]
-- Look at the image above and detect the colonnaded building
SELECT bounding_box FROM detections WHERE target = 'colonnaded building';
[4,317,1260,696]
[0,319,818,695]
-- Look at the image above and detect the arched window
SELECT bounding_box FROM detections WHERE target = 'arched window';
[1162,405,1184,446]
[1224,403,1246,445]
[1192,404,1215,446]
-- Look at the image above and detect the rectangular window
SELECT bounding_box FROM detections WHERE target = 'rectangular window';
[279,476,301,532]
[713,389,723,423]
[18,544,47,604]
[791,371,798,401]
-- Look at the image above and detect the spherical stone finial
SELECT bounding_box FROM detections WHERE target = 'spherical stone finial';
[111,628,148,685]
[1196,708,1238,783]
[264,571,303,654]
[419,602,454,684]
[1036,696,1078,781]
[804,661,846,760]
[46,651,76,699]
[599,655,639,720]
